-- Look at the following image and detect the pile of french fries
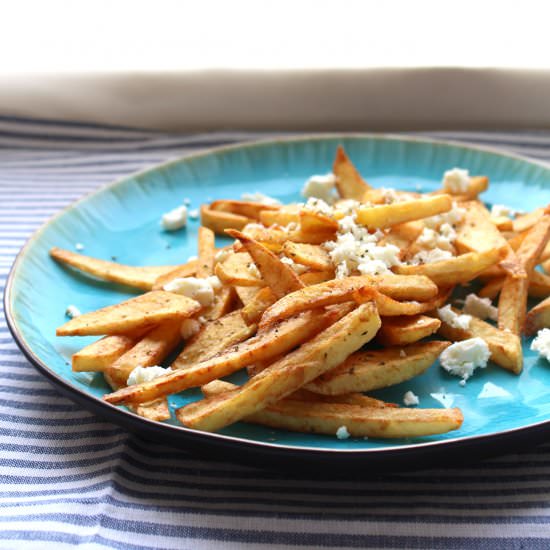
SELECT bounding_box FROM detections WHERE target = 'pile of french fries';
[51,145,550,440]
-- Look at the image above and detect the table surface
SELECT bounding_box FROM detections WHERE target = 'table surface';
[1,116,550,549]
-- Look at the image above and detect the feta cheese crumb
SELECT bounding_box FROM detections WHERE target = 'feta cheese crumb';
[188,209,199,220]
[439,337,490,381]
[410,248,453,265]
[127,365,172,386]
[304,197,334,216]
[180,318,202,340]
[161,205,188,231]
[241,192,282,206]
[531,328,550,362]
[400,349,407,358]
[163,276,216,306]
[247,263,261,278]
[336,425,350,439]
[438,304,472,330]
[490,204,514,218]
[214,248,232,264]
[403,391,420,406]
[280,256,308,274]
[424,202,466,229]
[65,305,81,318]
[442,168,470,193]
[463,293,498,322]
[75,243,85,251]
[302,173,337,204]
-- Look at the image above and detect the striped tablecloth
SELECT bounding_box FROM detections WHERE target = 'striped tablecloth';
[1,117,550,549]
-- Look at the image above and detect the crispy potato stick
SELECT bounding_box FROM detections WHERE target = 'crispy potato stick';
[72,330,148,372]
[478,277,505,300]
[50,247,177,291]
[241,286,277,325]
[210,199,280,220]
[356,195,452,230]
[152,260,198,290]
[201,204,253,235]
[300,270,335,285]
[259,205,301,227]
[529,270,550,298]
[106,320,183,387]
[376,315,441,347]
[306,341,449,395]
[215,252,263,287]
[436,308,523,374]
[356,287,452,316]
[234,286,261,307]
[202,286,236,322]
[175,302,381,432]
[57,291,200,337]
[499,215,550,334]
[525,296,550,335]
[227,230,304,299]
[282,242,332,271]
[395,249,504,286]
[360,189,420,206]
[133,398,171,422]
[243,222,333,247]
[259,274,437,329]
[196,227,216,278]
[333,145,371,199]
[173,311,257,368]
[513,207,545,233]
[104,307,348,405]
[491,216,513,232]
[300,209,339,234]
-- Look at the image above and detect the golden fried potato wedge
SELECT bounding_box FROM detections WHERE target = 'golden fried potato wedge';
[196,226,216,278]
[525,296,550,335]
[173,310,257,368]
[356,287,452,316]
[241,286,277,325]
[106,320,183,387]
[234,286,261,307]
[175,302,381,432]
[376,315,441,346]
[215,251,263,287]
[133,398,171,422]
[333,145,371,200]
[50,247,178,291]
[306,341,449,395]
[356,195,452,230]
[104,306,350,406]
[259,205,300,227]
[529,270,550,298]
[491,216,514,232]
[379,221,424,254]
[201,204,253,235]
[201,286,237,322]
[513,207,545,233]
[282,242,332,271]
[438,176,488,199]
[210,199,279,220]
[299,209,339,234]
[478,276,505,300]
[56,291,200,337]
[436,308,523,374]
[152,259,198,290]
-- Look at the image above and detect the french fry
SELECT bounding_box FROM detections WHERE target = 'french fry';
[439,176,488,199]
[299,209,339,235]
[104,306,350,406]
[525,296,550,335]
[106,320,183,387]
[210,199,280,220]
[529,270,550,298]
[227,230,304,298]
[356,195,452,230]
[333,145,371,200]
[152,259,198,290]
[241,286,277,325]
[234,286,261,307]
[379,221,424,254]
[478,277,505,300]
[395,249,504,286]
[172,311,257,368]
[56,291,200,337]
[306,341,449,395]
[259,206,301,227]
[196,226,216,278]
[72,330,148,372]
[175,302,381,432]
[50,247,177,291]
[513,207,545,233]
[491,216,513,232]
[133,398,171,422]
[215,252,263,286]
[202,286,237,322]
[201,204,253,235]
[376,315,441,347]
[282,242,332,271]
[436,308,523,374]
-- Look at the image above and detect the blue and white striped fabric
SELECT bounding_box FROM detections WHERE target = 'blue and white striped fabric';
[2,116,550,549]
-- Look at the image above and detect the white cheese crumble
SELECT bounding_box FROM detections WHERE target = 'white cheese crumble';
[247,263,261,278]
[163,276,220,306]
[416,223,456,252]
[490,204,514,218]
[336,425,350,439]
[65,305,81,318]
[75,243,85,252]
[438,304,472,330]
[214,248,232,264]
[241,192,282,206]
[334,199,361,217]
[127,365,172,386]
[188,209,199,220]
[531,328,550,362]
[403,391,420,406]
[424,202,466,230]
[180,318,202,340]
[304,197,334,216]
[302,173,337,204]
[399,349,407,358]
[439,337,490,382]
[410,248,453,265]
[442,168,470,193]
[463,293,498,322]
[280,256,308,274]
[161,205,188,231]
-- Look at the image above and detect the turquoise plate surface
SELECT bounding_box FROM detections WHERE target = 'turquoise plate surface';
[5,135,550,467]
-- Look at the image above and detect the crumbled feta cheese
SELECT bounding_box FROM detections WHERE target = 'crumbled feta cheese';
[163,276,216,306]
[380,187,400,204]
[334,199,361,216]
[180,318,202,340]
[304,197,334,216]
[336,425,350,439]
[127,365,172,386]
[403,390,420,406]
[65,305,81,318]
[400,349,407,358]
[442,168,470,193]
[161,205,188,231]
[188,209,199,220]
[207,275,222,291]
[214,249,232,264]
[75,243,85,252]
[439,337,490,381]
[410,248,453,265]
[183,198,191,205]
[490,204,514,218]
[247,263,261,278]
[241,192,282,206]
[463,293,498,322]
[302,173,337,204]
[531,328,550,362]
[280,256,308,274]
[438,304,472,330]
[424,202,466,230]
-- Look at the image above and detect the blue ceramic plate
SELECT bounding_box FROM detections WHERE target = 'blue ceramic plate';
[5,135,550,469]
